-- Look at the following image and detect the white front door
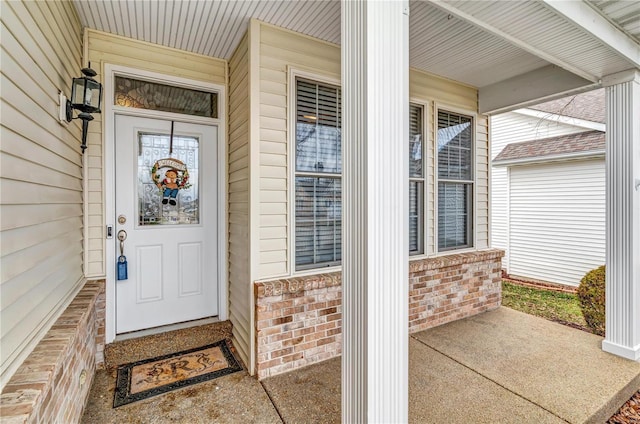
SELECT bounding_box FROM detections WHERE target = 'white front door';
[115,114,218,334]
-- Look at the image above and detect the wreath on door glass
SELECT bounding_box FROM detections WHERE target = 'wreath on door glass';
[151,158,191,205]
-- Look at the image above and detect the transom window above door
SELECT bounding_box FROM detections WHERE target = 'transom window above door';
[114,76,218,118]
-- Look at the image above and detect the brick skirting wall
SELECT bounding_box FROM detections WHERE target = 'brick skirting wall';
[255,274,342,379]
[408,250,504,332]
[254,249,504,379]
[0,280,106,423]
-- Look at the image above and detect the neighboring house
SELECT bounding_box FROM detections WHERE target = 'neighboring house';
[1,1,639,422]
[491,90,607,287]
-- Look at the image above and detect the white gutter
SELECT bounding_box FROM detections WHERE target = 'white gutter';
[492,150,605,167]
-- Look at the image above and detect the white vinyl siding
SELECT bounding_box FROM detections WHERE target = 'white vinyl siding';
[228,32,251,368]
[475,114,489,250]
[85,29,227,278]
[251,23,489,278]
[257,23,340,278]
[0,0,84,389]
[509,159,605,286]
[490,111,592,269]
[410,69,487,254]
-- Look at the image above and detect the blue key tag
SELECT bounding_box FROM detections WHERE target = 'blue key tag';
[117,255,128,280]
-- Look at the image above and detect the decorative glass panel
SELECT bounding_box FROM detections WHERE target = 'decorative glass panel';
[115,76,218,118]
[437,111,472,181]
[296,80,342,174]
[295,176,342,268]
[438,182,471,250]
[138,132,199,226]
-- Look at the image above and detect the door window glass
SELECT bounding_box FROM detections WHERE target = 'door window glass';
[138,132,199,225]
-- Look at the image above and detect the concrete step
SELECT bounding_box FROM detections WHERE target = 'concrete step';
[104,320,233,370]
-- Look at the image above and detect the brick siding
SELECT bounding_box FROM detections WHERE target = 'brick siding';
[408,250,504,332]
[94,287,106,368]
[255,249,504,379]
[0,280,106,423]
[255,274,342,379]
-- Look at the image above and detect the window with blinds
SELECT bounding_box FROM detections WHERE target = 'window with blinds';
[409,104,424,254]
[294,79,342,270]
[437,110,473,251]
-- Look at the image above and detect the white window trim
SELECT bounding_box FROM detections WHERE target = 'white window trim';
[409,101,429,257]
[434,103,478,253]
[287,68,342,276]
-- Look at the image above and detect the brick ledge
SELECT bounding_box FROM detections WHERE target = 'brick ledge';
[409,249,505,272]
[255,250,505,297]
[255,272,341,298]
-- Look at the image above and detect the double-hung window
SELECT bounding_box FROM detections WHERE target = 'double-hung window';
[437,110,474,251]
[294,79,342,270]
[409,104,425,255]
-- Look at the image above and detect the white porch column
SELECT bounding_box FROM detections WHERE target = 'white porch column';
[341,1,409,422]
[602,70,640,361]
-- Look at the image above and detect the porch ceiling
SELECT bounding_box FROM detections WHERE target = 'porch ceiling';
[73,0,640,112]
[589,0,640,44]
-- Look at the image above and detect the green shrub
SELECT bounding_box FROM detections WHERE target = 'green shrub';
[576,265,605,336]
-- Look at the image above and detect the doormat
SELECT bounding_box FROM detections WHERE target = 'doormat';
[113,339,243,407]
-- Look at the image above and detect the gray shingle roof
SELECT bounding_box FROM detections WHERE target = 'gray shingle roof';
[529,88,605,124]
[494,130,605,163]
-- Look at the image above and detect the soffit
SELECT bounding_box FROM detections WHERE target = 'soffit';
[72,0,342,59]
[72,0,548,87]
[409,1,548,87]
[588,0,640,44]
[437,0,635,79]
[72,0,637,92]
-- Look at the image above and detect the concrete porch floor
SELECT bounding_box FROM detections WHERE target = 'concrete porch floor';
[82,307,640,423]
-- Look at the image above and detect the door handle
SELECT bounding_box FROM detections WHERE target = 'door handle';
[117,230,127,256]
[116,230,128,281]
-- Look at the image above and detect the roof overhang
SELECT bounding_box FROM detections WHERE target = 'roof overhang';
[72,0,640,114]
[543,0,640,69]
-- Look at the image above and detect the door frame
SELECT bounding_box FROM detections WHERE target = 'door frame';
[103,63,227,343]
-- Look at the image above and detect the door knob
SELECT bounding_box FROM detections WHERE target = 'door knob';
[117,230,127,257]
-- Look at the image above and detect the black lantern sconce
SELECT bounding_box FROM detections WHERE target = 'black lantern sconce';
[64,63,103,153]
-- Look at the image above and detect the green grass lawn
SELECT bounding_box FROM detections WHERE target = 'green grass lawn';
[501,281,589,331]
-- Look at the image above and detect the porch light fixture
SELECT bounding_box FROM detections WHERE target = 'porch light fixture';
[64,63,103,153]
